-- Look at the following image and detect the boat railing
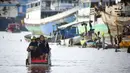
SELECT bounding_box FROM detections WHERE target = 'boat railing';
[41,6,74,12]
[26,6,40,12]
[40,6,80,24]
[41,7,51,11]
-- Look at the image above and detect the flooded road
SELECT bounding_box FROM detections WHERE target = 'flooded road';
[0,32,130,73]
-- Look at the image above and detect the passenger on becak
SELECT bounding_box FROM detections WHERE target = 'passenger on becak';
[38,35,50,61]
[27,36,38,59]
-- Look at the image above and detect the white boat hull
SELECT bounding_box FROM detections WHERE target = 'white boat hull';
[61,36,83,46]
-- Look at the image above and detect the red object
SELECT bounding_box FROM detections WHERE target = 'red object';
[7,23,20,32]
[31,59,47,63]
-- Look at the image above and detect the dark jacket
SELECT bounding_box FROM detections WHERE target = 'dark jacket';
[27,42,38,52]
[29,42,38,47]
[38,40,50,54]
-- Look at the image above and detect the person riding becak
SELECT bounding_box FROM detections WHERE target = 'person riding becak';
[27,36,38,59]
[38,35,50,61]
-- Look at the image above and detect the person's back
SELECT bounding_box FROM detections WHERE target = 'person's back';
[27,39,37,51]
[39,40,49,54]
[38,35,50,60]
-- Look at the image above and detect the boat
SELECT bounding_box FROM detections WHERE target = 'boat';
[0,0,27,31]
[96,0,130,45]
[55,0,110,46]
[100,2,130,35]
[0,17,14,31]
[24,0,79,35]
[0,0,18,31]
[24,0,113,45]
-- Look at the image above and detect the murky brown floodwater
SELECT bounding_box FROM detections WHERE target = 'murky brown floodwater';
[0,32,130,73]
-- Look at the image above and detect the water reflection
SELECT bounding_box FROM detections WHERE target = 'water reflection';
[28,66,50,73]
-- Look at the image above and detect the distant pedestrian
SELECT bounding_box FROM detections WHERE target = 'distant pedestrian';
[102,32,105,49]
[69,38,73,46]
[114,36,119,52]
[96,31,101,50]
[127,46,130,53]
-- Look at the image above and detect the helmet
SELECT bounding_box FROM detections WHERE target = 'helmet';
[31,36,36,40]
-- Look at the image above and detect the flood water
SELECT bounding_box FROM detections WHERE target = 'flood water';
[0,32,130,73]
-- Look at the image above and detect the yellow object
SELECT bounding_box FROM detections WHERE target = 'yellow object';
[78,25,86,34]
[80,40,86,46]
[21,20,24,25]
[102,32,104,36]
[119,41,130,47]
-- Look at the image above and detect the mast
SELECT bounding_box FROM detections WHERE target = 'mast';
[109,0,112,6]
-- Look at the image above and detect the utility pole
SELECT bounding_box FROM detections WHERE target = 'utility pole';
[57,0,60,12]
[109,0,112,6]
